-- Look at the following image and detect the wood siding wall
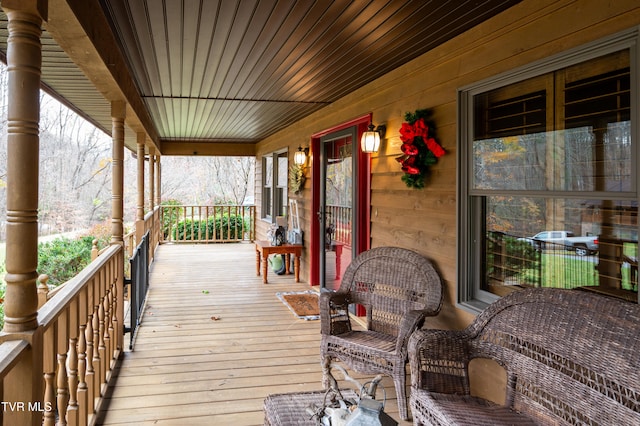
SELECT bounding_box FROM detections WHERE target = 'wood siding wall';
[254,0,640,329]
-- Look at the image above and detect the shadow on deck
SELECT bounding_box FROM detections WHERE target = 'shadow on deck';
[95,243,411,425]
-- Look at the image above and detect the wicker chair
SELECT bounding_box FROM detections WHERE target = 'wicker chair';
[320,246,443,420]
[409,288,640,425]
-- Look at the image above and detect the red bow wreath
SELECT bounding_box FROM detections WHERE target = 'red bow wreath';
[396,109,445,189]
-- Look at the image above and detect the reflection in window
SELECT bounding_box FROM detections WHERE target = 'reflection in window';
[262,156,273,219]
[473,123,632,193]
[261,152,288,222]
[482,197,637,300]
[324,137,353,249]
[277,152,288,219]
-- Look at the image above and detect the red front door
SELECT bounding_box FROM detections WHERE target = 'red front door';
[309,115,371,289]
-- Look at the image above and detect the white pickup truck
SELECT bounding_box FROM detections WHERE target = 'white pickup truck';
[524,231,599,256]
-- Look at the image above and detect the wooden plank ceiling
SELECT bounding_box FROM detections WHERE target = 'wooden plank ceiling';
[0,0,522,154]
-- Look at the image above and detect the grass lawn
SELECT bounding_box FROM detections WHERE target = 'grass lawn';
[541,242,637,291]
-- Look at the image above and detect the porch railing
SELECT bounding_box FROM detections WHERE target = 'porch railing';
[35,207,161,310]
[161,205,255,243]
[0,339,30,422]
[0,243,124,426]
[124,230,135,259]
[128,231,150,350]
[0,203,167,425]
[144,207,161,257]
[126,206,162,260]
[325,204,351,247]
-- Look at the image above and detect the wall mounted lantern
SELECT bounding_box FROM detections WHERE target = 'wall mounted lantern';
[360,123,386,153]
[293,145,308,165]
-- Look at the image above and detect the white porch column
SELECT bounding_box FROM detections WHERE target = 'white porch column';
[111,101,126,246]
[148,145,155,212]
[155,155,162,206]
[136,132,145,243]
[1,2,47,424]
[2,0,47,333]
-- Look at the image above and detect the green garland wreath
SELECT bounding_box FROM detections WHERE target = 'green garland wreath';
[289,164,306,194]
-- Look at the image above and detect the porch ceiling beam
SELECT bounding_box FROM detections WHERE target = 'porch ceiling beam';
[45,0,161,153]
[161,141,257,157]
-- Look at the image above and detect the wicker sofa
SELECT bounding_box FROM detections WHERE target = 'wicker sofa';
[408,288,640,425]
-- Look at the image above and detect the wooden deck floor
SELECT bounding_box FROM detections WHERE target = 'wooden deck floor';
[96,243,412,425]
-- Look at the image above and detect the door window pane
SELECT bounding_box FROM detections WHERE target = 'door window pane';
[323,136,353,291]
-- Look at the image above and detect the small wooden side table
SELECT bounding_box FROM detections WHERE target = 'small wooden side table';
[255,240,303,284]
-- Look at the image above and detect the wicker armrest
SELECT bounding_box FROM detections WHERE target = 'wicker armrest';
[408,328,471,395]
[320,292,352,335]
[396,309,430,356]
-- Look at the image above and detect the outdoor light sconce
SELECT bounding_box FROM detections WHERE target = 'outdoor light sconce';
[291,146,308,194]
[361,123,386,153]
[293,145,308,166]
